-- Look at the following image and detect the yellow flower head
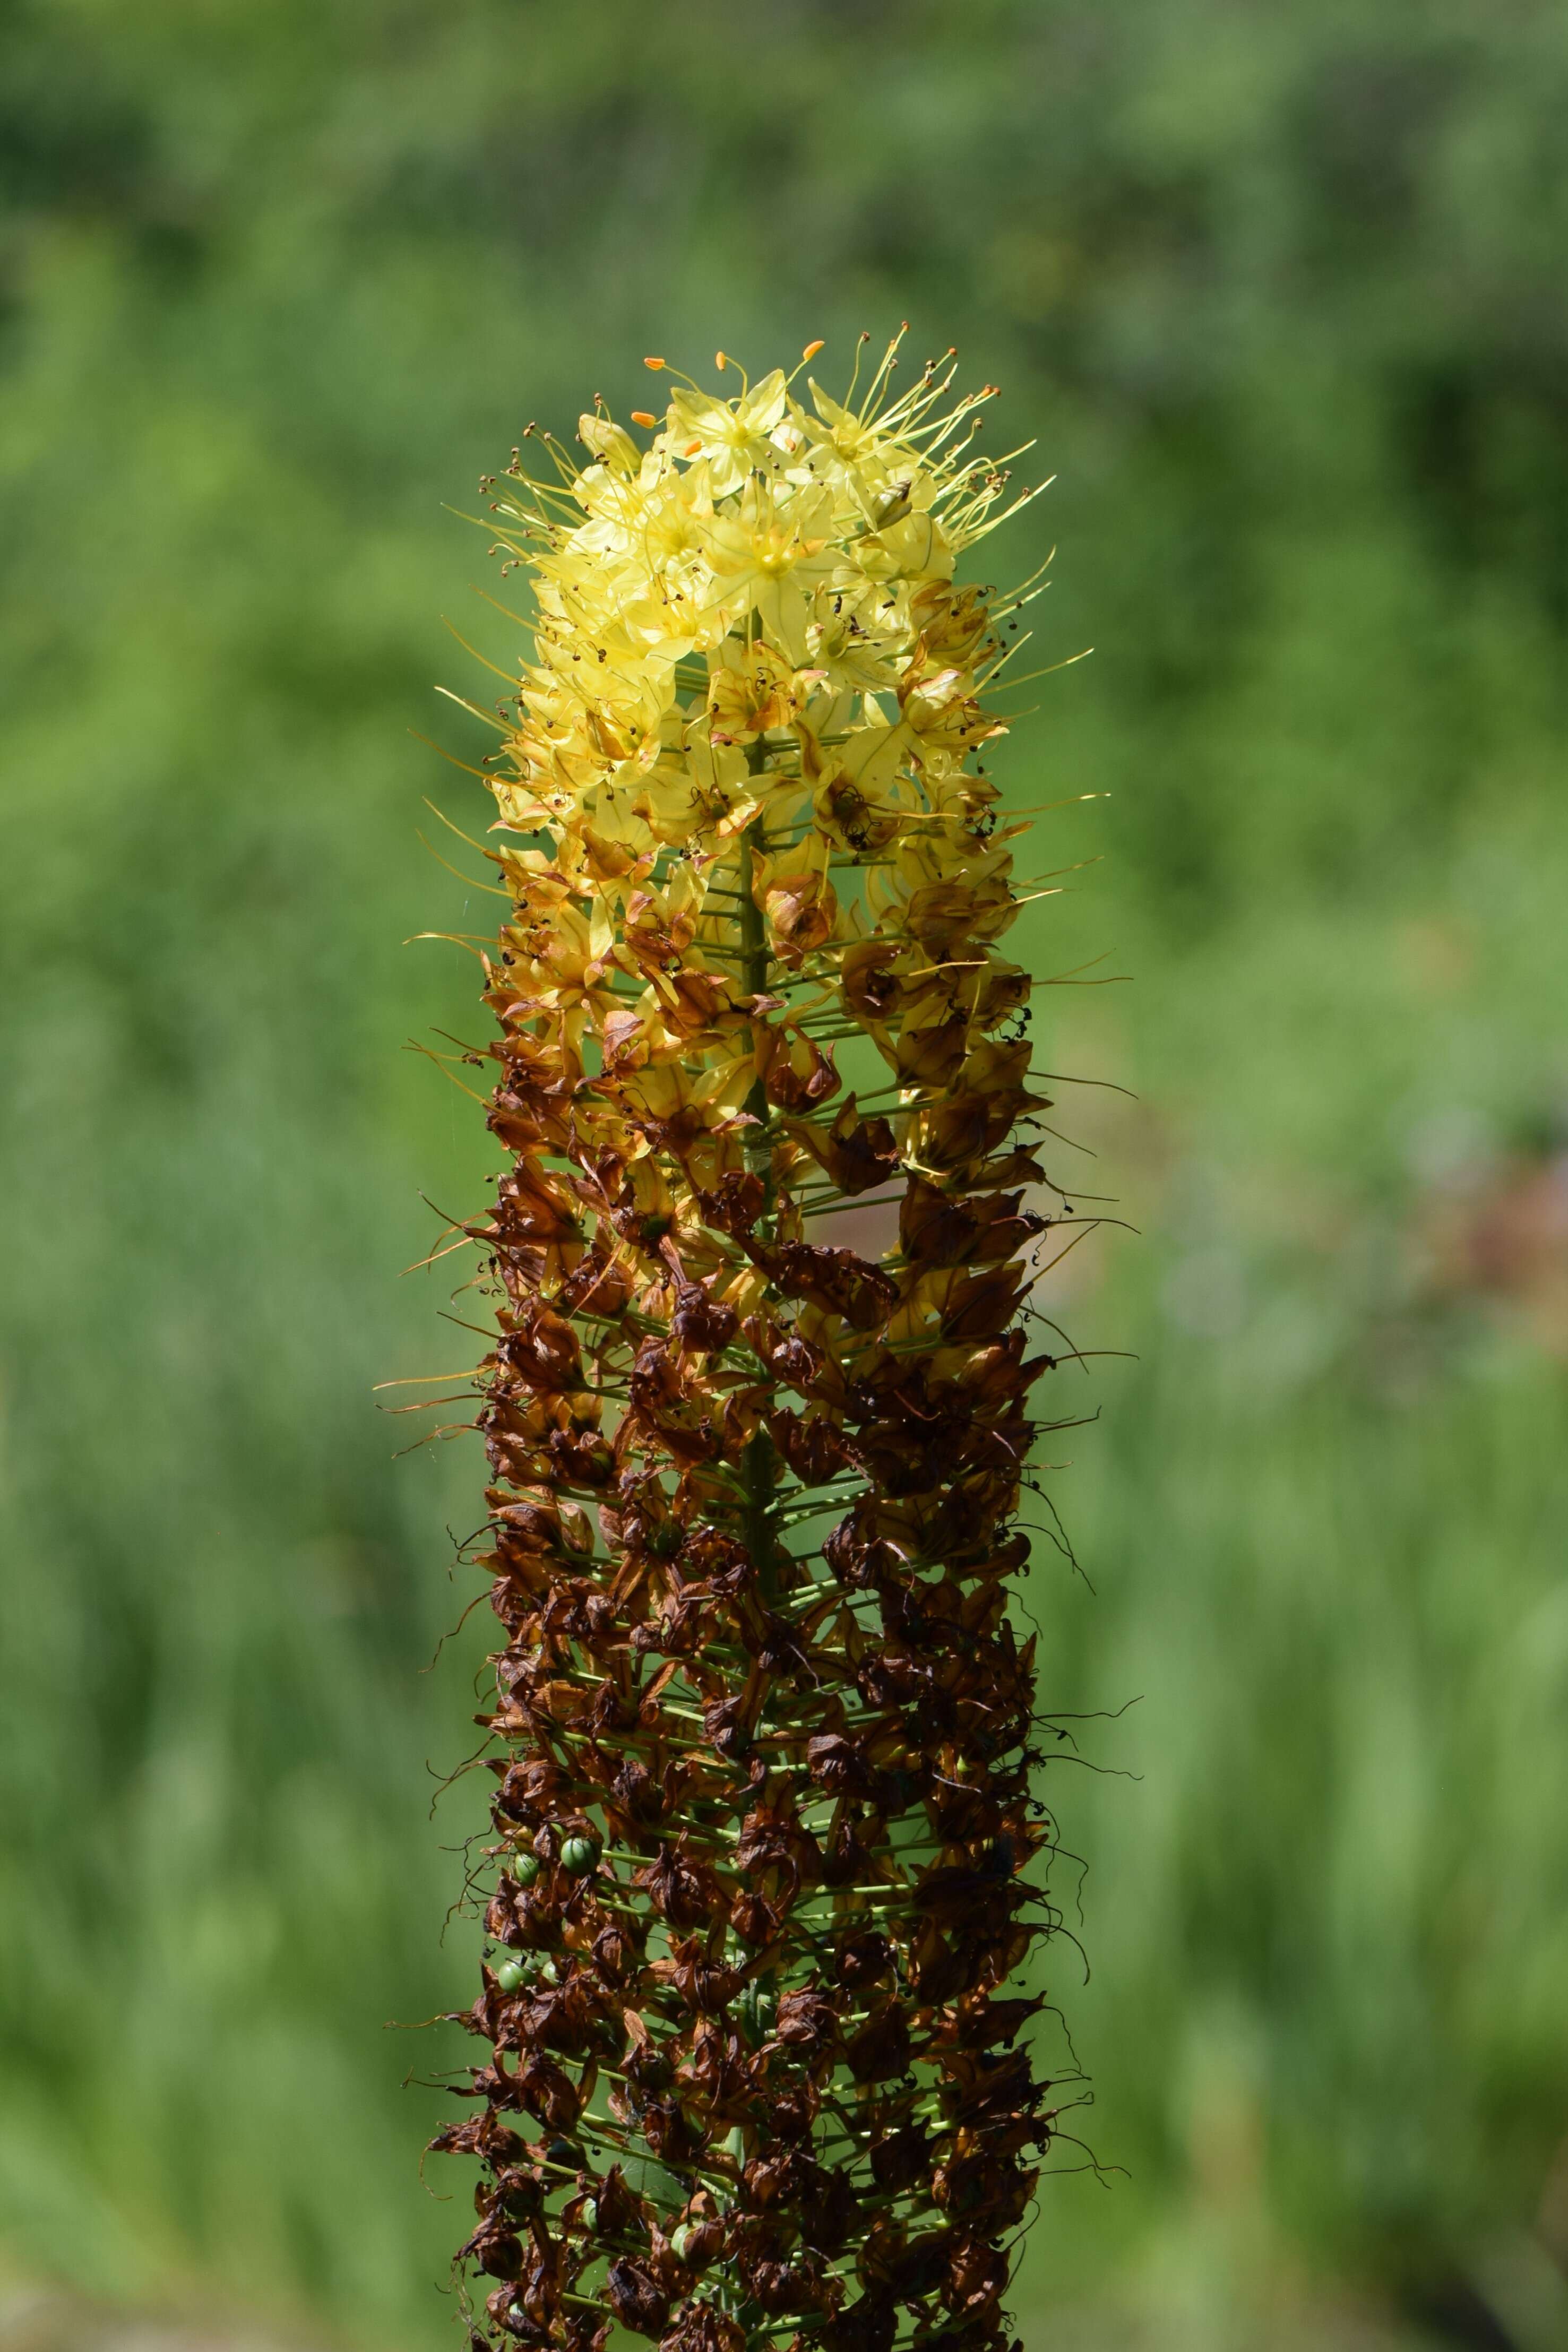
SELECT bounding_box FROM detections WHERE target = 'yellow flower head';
[483,329,1042,877]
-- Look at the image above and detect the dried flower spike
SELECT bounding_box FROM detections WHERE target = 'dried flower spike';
[430,333,1089,2352]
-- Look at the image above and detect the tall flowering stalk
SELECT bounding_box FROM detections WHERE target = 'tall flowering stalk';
[429,334,1088,2352]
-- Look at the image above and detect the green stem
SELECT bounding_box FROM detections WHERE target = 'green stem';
[737,765,783,1607]
[742,1420,781,1608]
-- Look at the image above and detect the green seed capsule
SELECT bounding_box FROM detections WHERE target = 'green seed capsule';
[508,1850,541,1887]
[670,2222,694,2262]
[561,1834,600,1876]
[493,1957,527,1993]
[581,2200,599,2234]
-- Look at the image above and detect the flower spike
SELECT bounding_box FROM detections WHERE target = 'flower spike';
[427,339,1103,2352]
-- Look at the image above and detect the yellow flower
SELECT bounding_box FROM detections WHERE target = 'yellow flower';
[666,365,789,494]
[700,478,838,664]
[705,639,797,744]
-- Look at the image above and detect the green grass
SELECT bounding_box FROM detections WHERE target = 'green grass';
[3,3,1566,2345]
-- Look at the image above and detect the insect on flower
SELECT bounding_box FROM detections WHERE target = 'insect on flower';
[425,328,1098,2352]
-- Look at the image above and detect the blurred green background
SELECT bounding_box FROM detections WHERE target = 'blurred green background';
[3,2,1566,2347]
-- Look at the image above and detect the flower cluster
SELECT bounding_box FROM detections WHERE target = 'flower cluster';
[428,335,1085,2352]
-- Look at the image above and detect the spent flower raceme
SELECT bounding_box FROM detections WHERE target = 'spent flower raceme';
[425,331,1095,2352]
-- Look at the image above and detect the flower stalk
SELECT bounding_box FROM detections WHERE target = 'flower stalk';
[427,333,1090,2352]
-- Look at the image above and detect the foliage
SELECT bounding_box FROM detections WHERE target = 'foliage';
[0,1,1564,2345]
